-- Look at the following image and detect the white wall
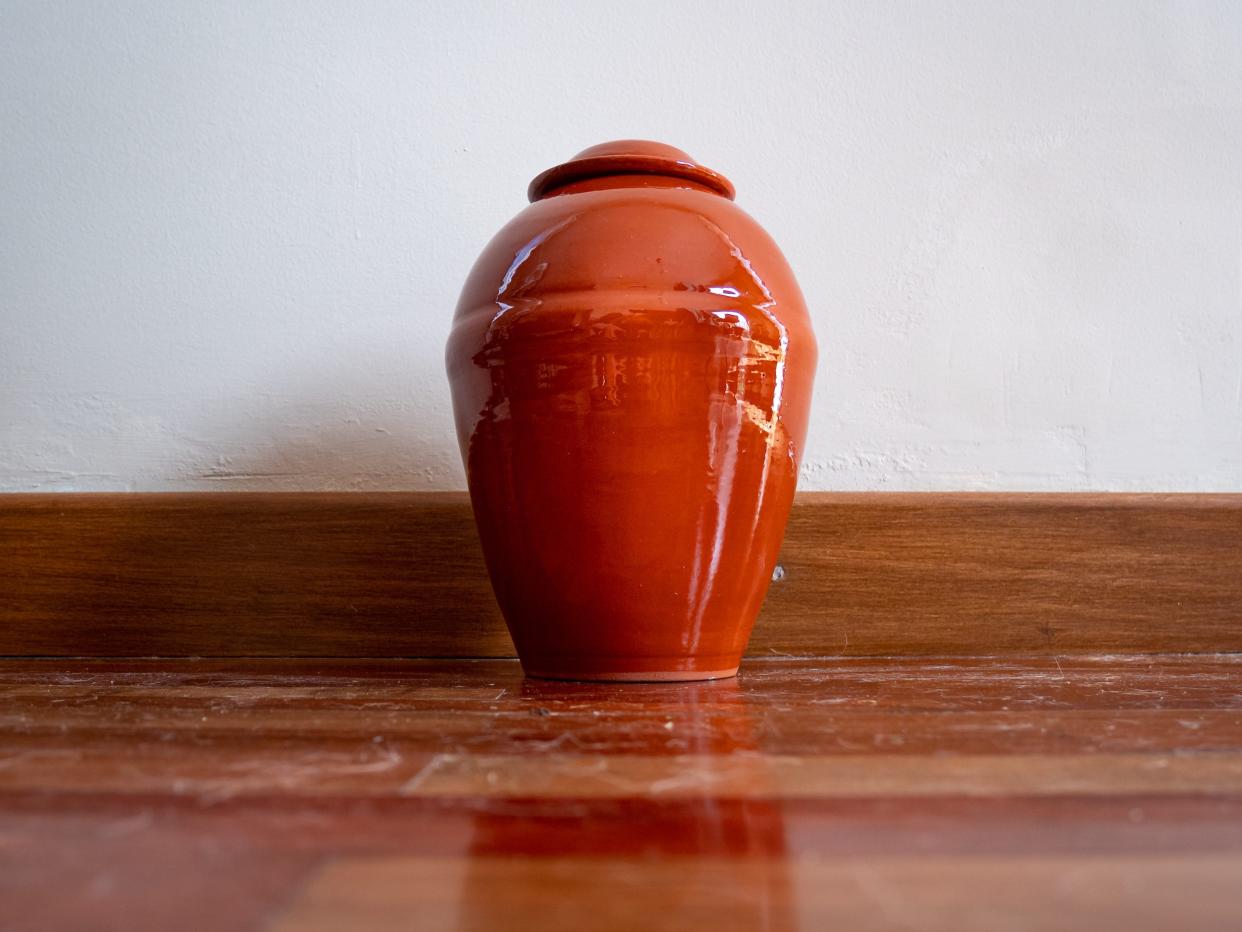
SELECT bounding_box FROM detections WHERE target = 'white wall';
[3,0,1240,492]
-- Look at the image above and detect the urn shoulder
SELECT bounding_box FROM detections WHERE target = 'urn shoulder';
[450,140,815,382]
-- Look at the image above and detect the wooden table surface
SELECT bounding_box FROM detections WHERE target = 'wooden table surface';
[4,655,1242,931]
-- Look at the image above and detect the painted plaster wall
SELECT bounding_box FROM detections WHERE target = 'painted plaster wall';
[3,1,1240,491]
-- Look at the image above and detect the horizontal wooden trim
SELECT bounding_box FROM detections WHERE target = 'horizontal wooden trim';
[1,492,1239,658]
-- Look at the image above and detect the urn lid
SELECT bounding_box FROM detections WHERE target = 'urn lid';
[527,140,736,202]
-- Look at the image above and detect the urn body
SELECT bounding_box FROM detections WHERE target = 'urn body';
[446,141,816,681]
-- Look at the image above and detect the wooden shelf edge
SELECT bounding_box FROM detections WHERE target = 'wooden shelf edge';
[3,491,1240,658]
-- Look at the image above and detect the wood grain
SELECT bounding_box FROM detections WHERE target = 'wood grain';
[2,492,1240,657]
[3,656,1242,931]
[272,854,1242,932]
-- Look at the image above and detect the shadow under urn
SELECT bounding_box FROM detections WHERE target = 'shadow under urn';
[446,140,816,681]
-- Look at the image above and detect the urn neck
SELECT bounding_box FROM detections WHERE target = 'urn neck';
[528,140,736,203]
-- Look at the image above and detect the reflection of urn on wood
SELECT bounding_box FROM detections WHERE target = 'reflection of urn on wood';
[447,141,817,681]
[454,677,796,930]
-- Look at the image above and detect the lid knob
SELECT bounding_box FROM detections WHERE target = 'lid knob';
[527,140,736,202]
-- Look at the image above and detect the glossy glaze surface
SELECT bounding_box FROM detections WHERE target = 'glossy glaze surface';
[5,656,1242,931]
[446,142,816,680]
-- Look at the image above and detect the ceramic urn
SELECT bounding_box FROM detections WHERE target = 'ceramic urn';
[446,140,816,681]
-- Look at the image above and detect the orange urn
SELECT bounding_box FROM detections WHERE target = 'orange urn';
[446,141,816,681]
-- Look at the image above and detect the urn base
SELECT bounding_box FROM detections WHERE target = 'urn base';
[521,659,741,683]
